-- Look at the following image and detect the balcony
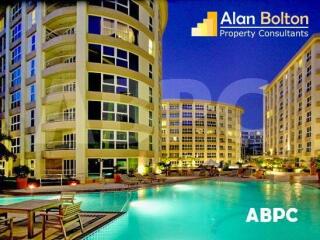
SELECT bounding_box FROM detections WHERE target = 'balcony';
[43,26,76,51]
[46,141,75,150]
[42,111,76,131]
[43,82,76,104]
[46,1,77,15]
[43,141,76,159]
[43,55,76,77]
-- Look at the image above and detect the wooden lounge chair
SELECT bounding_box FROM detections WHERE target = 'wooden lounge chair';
[254,169,266,179]
[148,173,166,182]
[46,192,76,215]
[121,174,140,185]
[227,170,238,177]
[133,173,152,183]
[41,202,83,240]
[0,216,14,240]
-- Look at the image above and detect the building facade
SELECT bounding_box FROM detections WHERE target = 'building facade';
[161,99,243,167]
[263,34,320,163]
[0,0,167,181]
[241,129,263,159]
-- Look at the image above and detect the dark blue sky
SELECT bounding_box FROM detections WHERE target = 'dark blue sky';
[162,0,320,130]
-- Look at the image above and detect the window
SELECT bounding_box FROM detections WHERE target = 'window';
[30,110,35,127]
[88,101,138,123]
[91,0,139,20]
[149,135,153,151]
[195,112,204,119]
[182,120,192,126]
[306,142,312,152]
[11,23,21,42]
[182,128,192,134]
[306,126,312,138]
[306,111,311,122]
[88,130,138,149]
[28,34,36,52]
[306,51,311,62]
[10,114,20,131]
[149,111,153,127]
[11,45,21,64]
[11,90,21,109]
[0,56,5,73]
[182,112,192,118]
[88,44,139,71]
[182,104,192,110]
[27,59,36,77]
[29,84,36,102]
[12,137,20,154]
[297,73,302,84]
[149,87,153,103]
[0,77,4,93]
[10,2,21,21]
[30,134,35,152]
[306,96,311,108]
[11,67,21,87]
[306,65,312,77]
[149,17,153,31]
[27,9,36,29]
[149,64,153,79]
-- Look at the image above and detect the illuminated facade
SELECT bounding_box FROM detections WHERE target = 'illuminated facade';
[263,34,320,163]
[0,0,167,181]
[161,99,243,166]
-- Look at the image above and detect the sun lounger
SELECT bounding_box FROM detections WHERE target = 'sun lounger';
[148,173,166,182]
[41,202,83,240]
[0,216,14,240]
[133,173,152,183]
[121,174,140,185]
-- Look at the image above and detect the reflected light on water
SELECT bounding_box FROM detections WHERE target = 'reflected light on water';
[130,199,172,216]
[172,184,195,191]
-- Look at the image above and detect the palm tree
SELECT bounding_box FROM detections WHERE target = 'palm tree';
[0,133,16,161]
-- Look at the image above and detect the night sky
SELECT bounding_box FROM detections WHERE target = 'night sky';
[162,0,320,130]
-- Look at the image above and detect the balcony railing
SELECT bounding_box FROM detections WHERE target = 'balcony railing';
[45,55,76,68]
[46,26,76,41]
[46,141,76,150]
[46,112,76,122]
[46,82,76,95]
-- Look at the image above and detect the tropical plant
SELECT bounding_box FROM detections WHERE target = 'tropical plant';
[13,165,30,178]
[0,133,16,161]
[158,159,172,176]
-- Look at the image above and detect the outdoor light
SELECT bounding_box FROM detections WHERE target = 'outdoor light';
[28,183,36,189]
[69,181,77,186]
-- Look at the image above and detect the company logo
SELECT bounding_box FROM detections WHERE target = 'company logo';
[191,12,218,37]
[246,208,298,223]
[192,11,309,38]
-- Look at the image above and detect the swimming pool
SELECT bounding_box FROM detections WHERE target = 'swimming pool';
[1,179,320,240]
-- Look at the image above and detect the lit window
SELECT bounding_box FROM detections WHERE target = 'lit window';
[11,23,21,42]
[148,39,153,55]
[27,9,36,29]
[10,2,21,21]
[11,67,21,87]
[11,45,21,64]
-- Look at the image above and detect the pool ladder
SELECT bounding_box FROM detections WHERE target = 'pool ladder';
[120,191,133,212]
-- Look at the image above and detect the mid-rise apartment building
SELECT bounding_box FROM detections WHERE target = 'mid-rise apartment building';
[161,99,243,167]
[241,129,263,159]
[0,0,167,181]
[263,34,320,163]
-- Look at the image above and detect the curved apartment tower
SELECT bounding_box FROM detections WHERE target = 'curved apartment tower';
[0,0,167,181]
[161,99,243,166]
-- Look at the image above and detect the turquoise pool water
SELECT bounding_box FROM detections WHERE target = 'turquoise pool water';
[1,180,320,240]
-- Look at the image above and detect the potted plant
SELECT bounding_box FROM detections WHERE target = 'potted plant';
[13,165,30,189]
[315,158,320,182]
[114,164,122,183]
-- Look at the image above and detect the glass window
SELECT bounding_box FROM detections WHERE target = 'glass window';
[10,2,21,21]
[30,110,35,127]
[88,101,101,120]
[11,67,21,87]
[10,114,20,131]
[11,23,21,42]
[28,59,36,77]
[11,90,21,109]
[88,158,101,178]
[88,44,101,63]
[11,45,21,64]
[88,130,101,149]
[27,9,36,29]
[88,15,101,34]
[28,34,36,53]
[12,137,20,154]
[29,84,36,102]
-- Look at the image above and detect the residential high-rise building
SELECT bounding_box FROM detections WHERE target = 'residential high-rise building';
[263,34,320,164]
[161,99,243,167]
[241,129,263,159]
[0,0,168,181]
